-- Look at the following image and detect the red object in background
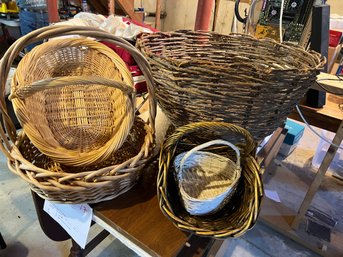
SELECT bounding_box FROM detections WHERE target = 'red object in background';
[329,30,343,47]
[122,17,158,33]
[47,0,60,23]
[101,42,148,95]
[194,0,215,30]
[102,41,136,66]
[99,17,156,95]
[129,65,147,95]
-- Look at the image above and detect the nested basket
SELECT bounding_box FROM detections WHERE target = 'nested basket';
[173,139,242,216]
[138,30,325,140]
[158,122,262,238]
[11,37,135,166]
[0,26,156,203]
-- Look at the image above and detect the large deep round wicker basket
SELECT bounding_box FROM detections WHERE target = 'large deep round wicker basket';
[0,26,157,203]
[138,30,325,140]
[10,38,136,166]
[158,122,262,238]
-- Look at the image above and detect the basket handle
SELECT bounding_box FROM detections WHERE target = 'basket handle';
[0,25,156,157]
[179,139,241,176]
[165,122,256,157]
[9,76,135,100]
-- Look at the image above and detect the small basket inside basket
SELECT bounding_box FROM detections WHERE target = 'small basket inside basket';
[174,140,241,216]
[0,25,157,203]
[10,38,136,166]
[158,122,262,238]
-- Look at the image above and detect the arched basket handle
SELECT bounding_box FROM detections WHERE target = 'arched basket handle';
[0,25,156,158]
[163,121,256,158]
[9,76,135,100]
[179,139,241,177]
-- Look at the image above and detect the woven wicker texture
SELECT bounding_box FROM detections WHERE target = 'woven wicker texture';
[138,30,325,140]
[158,122,262,238]
[10,38,135,166]
[173,140,242,216]
[0,26,157,203]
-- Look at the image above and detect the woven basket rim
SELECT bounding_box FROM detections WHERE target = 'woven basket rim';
[157,122,262,237]
[139,30,325,72]
[11,38,136,166]
[0,25,157,203]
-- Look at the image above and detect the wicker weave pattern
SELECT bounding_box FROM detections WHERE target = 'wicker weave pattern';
[0,26,157,203]
[138,31,325,140]
[158,122,262,238]
[10,38,135,166]
[173,139,242,216]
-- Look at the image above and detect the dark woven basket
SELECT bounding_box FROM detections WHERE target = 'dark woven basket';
[138,30,325,140]
[158,122,262,238]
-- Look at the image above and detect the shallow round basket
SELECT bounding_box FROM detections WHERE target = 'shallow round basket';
[138,30,325,140]
[158,122,262,238]
[10,38,135,166]
[0,26,157,203]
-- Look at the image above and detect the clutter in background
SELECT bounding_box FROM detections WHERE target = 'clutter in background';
[58,12,156,40]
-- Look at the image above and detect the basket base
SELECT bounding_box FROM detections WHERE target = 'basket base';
[29,171,140,204]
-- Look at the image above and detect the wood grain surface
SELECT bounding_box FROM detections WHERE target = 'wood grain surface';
[289,94,343,133]
[92,161,189,257]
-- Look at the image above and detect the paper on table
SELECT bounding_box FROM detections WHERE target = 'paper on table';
[264,189,281,203]
[43,200,93,248]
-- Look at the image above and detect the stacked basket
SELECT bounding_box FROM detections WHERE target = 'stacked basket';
[138,30,325,140]
[0,26,156,203]
[158,122,262,238]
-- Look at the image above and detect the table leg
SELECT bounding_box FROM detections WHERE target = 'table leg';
[257,127,287,169]
[69,240,84,257]
[291,119,343,229]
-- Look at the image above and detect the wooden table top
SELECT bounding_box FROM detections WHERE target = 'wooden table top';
[92,161,190,257]
[289,93,343,133]
[316,73,343,95]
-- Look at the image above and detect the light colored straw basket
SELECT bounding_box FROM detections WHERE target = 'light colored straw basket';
[0,26,157,203]
[138,30,325,140]
[10,37,135,166]
[174,139,241,216]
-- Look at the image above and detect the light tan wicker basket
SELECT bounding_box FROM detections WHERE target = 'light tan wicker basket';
[0,26,157,203]
[10,38,135,166]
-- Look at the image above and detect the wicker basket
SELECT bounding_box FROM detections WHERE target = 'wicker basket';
[138,30,325,140]
[174,139,241,216]
[0,26,157,203]
[10,37,135,166]
[158,122,262,238]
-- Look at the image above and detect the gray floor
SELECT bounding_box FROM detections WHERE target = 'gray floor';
[1,121,340,257]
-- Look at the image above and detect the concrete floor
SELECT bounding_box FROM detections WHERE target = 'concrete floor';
[1,121,340,257]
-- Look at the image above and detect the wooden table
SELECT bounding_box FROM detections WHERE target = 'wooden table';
[31,73,342,257]
[91,161,206,257]
[260,73,343,256]
[289,93,342,133]
[71,129,287,257]
[32,160,215,257]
